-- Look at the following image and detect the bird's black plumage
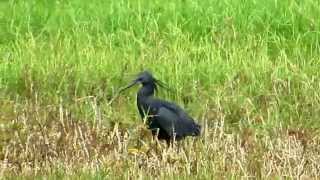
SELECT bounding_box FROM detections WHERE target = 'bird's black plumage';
[120,71,201,142]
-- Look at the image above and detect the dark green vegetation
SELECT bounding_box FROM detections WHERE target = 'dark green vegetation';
[0,0,320,178]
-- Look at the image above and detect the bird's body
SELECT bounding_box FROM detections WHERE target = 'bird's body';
[121,71,201,142]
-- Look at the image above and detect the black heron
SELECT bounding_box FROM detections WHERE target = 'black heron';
[120,71,201,143]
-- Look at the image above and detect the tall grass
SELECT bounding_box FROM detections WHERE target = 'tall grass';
[0,0,320,178]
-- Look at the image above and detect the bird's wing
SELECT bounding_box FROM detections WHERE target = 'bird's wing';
[160,101,201,136]
[161,102,195,122]
[152,106,198,138]
[151,107,178,137]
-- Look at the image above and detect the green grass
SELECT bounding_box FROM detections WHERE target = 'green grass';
[1,0,320,178]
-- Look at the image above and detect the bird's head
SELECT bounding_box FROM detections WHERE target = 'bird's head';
[135,71,155,85]
[119,71,170,92]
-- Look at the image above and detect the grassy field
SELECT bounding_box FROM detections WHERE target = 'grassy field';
[1,0,320,179]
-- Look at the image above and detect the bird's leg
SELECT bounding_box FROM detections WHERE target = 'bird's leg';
[165,139,171,149]
[177,140,184,153]
[154,128,162,150]
[172,132,177,149]
[165,135,174,150]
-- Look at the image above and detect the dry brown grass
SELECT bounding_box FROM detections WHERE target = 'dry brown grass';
[1,99,319,179]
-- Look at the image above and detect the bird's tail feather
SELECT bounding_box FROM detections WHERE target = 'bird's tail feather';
[191,123,201,136]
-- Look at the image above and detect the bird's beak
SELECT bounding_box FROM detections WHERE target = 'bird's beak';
[119,79,139,93]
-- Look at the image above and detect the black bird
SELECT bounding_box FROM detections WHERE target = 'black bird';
[120,71,201,143]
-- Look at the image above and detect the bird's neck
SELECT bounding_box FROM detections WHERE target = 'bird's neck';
[137,83,156,100]
[137,84,156,119]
